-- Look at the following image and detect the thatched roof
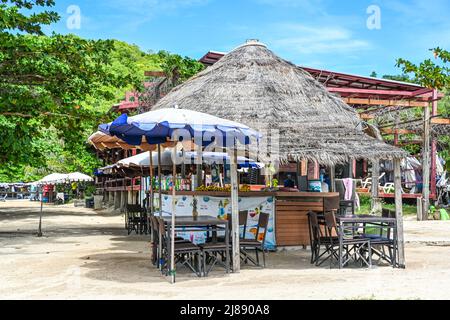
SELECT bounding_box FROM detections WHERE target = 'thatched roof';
[151,40,407,165]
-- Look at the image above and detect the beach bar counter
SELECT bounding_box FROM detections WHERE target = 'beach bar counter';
[158,190,340,249]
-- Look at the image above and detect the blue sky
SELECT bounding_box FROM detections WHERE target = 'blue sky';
[42,0,450,76]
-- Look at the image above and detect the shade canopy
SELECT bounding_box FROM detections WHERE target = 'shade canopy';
[113,150,263,169]
[66,172,94,182]
[99,108,261,148]
[37,173,69,185]
[150,40,407,164]
[37,172,93,185]
[184,151,264,168]
[88,131,160,151]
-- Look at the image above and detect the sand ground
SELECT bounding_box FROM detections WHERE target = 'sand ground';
[1,200,450,300]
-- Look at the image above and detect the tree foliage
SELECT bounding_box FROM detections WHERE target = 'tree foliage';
[0,1,205,182]
[157,50,204,85]
[396,47,450,90]
[396,48,450,168]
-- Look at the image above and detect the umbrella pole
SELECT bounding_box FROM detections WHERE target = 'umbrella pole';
[170,145,177,283]
[230,146,240,273]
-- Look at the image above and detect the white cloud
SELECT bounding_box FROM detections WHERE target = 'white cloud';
[272,23,370,55]
[104,0,210,29]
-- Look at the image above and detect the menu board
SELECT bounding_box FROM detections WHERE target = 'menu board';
[161,195,276,250]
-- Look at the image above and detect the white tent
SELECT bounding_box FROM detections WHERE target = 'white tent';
[66,172,94,182]
[37,173,69,185]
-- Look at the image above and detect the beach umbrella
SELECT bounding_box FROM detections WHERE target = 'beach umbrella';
[116,150,263,169]
[99,107,261,283]
[184,151,264,169]
[117,150,180,168]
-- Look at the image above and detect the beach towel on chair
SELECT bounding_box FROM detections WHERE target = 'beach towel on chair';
[342,178,360,210]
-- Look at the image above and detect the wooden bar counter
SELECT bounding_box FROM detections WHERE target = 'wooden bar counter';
[159,190,339,247]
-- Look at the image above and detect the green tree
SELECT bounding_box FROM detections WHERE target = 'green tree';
[396,47,450,89]
[0,1,136,181]
[157,50,204,85]
[396,48,450,168]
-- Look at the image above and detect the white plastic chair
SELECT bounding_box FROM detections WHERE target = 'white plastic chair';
[382,182,405,194]
[362,172,386,191]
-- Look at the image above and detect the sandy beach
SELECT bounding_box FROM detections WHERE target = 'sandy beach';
[1,200,450,300]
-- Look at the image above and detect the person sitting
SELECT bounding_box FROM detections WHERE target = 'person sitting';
[284,174,296,188]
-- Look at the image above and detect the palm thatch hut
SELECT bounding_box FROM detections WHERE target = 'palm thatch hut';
[151,40,407,165]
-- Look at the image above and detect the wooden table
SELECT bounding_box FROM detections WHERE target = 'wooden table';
[161,215,229,277]
[334,214,398,268]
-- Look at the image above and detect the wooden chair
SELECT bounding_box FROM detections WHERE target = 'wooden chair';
[240,213,270,268]
[199,225,230,276]
[307,211,339,265]
[126,204,146,235]
[360,209,397,266]
[322,211,372,269]
[158,220,202,278]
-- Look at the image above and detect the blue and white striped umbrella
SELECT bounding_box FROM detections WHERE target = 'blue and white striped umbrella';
[99,107,261,147]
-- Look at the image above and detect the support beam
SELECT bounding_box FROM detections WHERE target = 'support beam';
[158,145,162,217]
[422,102,431,220]
[371,160,382,214]
[431,89,438,204]
[149,150,154,216]
[114,191,121,210]
[329,87,431,97]
[380,128,416,135]
[329,165,336,192]
[230,147,240,273]
[347,98,428,108]
[431,118,450,125]
[394,158,405,268]
[170,146,177,284]
[120,191,127,212]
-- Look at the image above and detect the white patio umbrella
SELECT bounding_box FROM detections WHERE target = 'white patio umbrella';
[117,150,180,168]
[99,107,261,283]
[116,150,263,169]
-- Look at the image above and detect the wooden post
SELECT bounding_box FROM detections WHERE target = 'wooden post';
[417,197,423,220]
[394,158,405,268]
[230,147,240,273]
[431,89,438,201]
[170,146,177,283]
[149,150,154,216]
[422,102,431,221]
[158,145,162,217]
[329,165,336,192]
[371,160,382,214]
